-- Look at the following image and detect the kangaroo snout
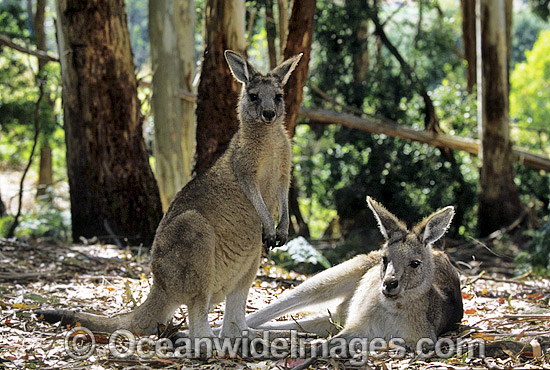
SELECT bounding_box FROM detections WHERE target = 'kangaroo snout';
[382,277,401,297]
[262,109,276,123]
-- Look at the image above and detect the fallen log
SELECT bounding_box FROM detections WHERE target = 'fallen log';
[298,107,550,172]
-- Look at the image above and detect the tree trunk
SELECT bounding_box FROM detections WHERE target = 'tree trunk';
[34,0,47,70]
[282,0,316,136]
[281,0,316,238]
[149,0,196,210]
[289,177,310,238]
[461,0,476,94]
[277,0,288,60]
[55,0,163,246]
[194,0,245,174]
[476,0,521,236]
[0,190,6,217]
[33,0,54,200]
[351,18,369,100]
[265,0,278,70]
[348,0,369,108]
[36,146,52,198]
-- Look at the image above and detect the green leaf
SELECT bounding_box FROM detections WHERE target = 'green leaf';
[24,293,47,303]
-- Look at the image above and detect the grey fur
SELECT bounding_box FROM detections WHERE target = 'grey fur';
[246,197,463,344]
[37,51,302,339]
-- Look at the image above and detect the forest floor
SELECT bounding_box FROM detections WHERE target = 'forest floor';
[1,237,550,370]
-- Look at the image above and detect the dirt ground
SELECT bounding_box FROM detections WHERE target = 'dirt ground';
[1,236,549,370]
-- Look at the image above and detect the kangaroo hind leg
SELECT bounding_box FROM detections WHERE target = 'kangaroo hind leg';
[152,210,217,338]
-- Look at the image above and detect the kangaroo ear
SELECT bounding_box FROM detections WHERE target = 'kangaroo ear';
[270,53,303,85]
[415,206,455,247]
[366,196,407,241]
[225,50,258,84]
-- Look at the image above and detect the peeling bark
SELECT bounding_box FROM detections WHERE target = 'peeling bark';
[476,0,521,236]
[149,0,196,209]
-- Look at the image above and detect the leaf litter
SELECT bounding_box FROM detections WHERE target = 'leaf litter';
[1,237,550,369]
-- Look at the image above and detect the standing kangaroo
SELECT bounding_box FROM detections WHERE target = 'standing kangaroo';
[37,51,302,339]
[247,197,463,344]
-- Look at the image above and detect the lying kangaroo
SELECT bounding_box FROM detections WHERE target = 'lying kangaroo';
[37,51,302,339]
[247,197,463,344]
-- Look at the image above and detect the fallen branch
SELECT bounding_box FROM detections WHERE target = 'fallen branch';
[298,107,550,172]
[476,275,531,286]
[0,271,56,281]
[366,4,440,132]
[256,274,303,287]
[502,315,550,321]
[0,33,59,63]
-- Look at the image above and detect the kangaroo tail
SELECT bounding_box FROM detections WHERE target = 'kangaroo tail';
[36,308,130,332]
[36,284,178,335]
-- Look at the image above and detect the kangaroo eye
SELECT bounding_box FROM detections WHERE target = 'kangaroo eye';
[410,260,421,268]
[275,93,283,101]
[248,93,259,102]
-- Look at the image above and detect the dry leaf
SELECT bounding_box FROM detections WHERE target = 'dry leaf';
[471,332,495,340]
[530,339,542,360]
[11,303,39,310]
[514,329,526,341]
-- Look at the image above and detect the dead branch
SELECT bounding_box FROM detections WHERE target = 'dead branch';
[0,271,57,281]
[476,275,531,286]
[366,4,440,133]
[380,1,408,28]
[245,8,257,51]
[6,81,44,238]
[298,107,550,172]
[481,338,550,359]
[0,33,59,63]
[256,274,303,287]
[502,315,550,321]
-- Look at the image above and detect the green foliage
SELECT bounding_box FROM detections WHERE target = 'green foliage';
[528,0,550,21]
[510,28,550,215]
[510,30,550,142]
[0,123,35,167]
[516,215,550,276]
[1,201,70,240]
[0,2,64,170]
[511,8,550,67]
[0,215,14,236]
[269,236,331,274]
[0,0,31,40]
[291,2,549,264]
[293,1,477,261]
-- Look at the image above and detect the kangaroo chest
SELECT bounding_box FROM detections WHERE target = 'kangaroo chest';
[345,267,432,343]
[258,155,282,211]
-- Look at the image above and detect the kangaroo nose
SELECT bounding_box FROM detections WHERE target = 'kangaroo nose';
[262,110,275,122]
[384,279,399,291]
